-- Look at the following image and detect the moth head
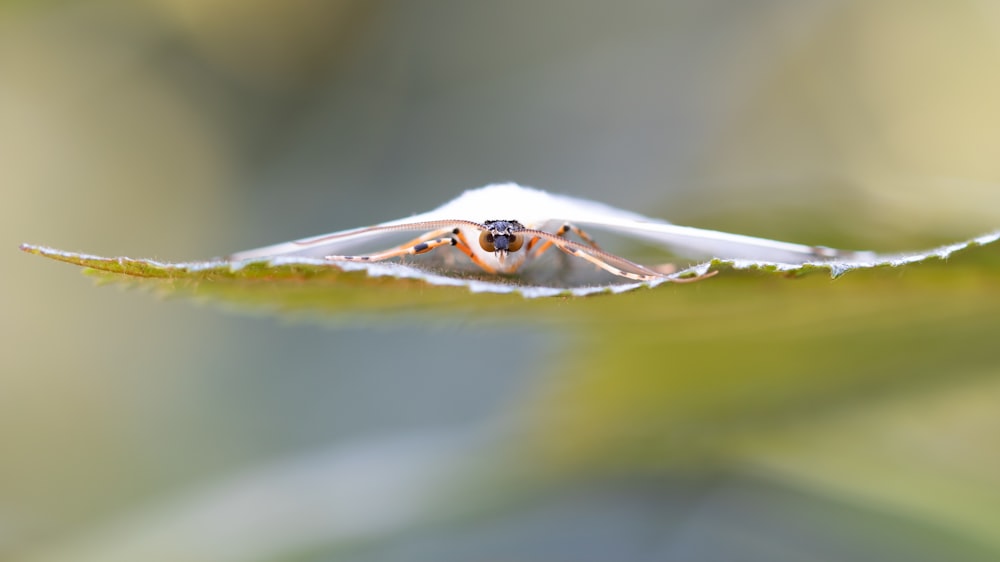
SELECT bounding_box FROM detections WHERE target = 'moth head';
[479,220,525,260]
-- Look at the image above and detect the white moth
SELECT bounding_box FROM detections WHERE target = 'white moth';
[230,183,874,285]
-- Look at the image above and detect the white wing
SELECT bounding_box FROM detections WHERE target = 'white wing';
[229,183,871,264]
[565,216,875,264]
[228,223,458,260]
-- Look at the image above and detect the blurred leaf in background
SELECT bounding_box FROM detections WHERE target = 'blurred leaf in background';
[4,0,1000,561]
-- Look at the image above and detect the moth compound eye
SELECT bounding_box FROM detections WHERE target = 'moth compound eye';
[479,231,496,252]
[507,234,524,252]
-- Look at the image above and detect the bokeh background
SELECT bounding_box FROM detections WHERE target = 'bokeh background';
[4,1,1000,560]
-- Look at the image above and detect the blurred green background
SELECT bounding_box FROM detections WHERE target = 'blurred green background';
[4,1,1000,560]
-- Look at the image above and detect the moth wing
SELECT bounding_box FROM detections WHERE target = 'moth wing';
[228,219,481,261]
[228,183,654,261]
[569,215,872,264]
[224,183,602,261]
[228,183,872,265]
[486,187,868,263]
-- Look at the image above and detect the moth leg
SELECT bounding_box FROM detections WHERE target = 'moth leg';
[528,223,601,257]
[546,238,717,283]
[326,228,498,274]
[551,242,657,281]
[390,227,465,267]
[326,237,457,263]
[394,228,456,251]
[333,227,455,261]
[448,227,497,273]
[323,227,453,263]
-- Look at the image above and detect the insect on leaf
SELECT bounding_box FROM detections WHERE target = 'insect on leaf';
[21,183,1000,300]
